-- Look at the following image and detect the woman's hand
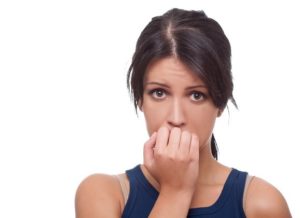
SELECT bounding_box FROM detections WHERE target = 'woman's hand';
[143,126,200,194]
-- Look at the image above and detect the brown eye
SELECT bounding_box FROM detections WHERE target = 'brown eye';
[190,91,205,102]
[149,89,167,99]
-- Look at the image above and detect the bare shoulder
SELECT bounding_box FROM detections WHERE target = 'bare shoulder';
[75,173,123,218]
[244,176,292,218]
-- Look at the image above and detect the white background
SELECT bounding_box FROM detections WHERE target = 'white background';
[0,0,299,217]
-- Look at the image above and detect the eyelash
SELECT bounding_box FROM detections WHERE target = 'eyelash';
[190,91,206,101]
[147,89,166,100]
[147,88,206,102]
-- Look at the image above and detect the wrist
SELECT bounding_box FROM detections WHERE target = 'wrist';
[159,186,194,205]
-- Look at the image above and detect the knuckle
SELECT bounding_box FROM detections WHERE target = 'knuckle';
[168,153,176,161]
[154,149,163,158]
[177,156,187,163]
[157,149,164,156]
[177,153,189,163]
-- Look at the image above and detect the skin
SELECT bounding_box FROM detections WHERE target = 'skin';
[75,57,292,218]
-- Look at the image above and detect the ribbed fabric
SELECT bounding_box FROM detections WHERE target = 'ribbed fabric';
[121,165,247,218]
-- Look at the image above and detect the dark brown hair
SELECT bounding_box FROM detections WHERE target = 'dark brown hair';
[127,8,237,159]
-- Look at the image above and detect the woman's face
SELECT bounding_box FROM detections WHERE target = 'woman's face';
[140,57,220,148]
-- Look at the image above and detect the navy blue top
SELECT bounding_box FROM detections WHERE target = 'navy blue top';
[121,165,247,218]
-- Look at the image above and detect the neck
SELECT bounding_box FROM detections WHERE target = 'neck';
[196,144,227,185]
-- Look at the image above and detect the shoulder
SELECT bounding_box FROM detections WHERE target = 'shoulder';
[75,173,124,218]
[244,176,291,218]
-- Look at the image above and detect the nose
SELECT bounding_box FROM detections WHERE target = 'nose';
[167,98,186,128]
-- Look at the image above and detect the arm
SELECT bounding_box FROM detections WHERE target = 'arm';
[144,127,200,218]
[148,188,194,218]
[75,174,123,218]
[244,177,292,218]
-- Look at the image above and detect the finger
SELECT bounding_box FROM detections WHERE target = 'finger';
[189,134,200,161]
[143,132,157,166]
[168,127,181,149]
[155,126,169,150]
[179,130,191,155]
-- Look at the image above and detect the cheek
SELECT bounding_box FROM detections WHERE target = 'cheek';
[195,115,216,135]
[188,107,218,143]
[143,101,168,134]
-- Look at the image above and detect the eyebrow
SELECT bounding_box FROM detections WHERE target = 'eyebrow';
[145,82,207,90]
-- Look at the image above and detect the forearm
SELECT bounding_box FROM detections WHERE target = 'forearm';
[149,189,193,218]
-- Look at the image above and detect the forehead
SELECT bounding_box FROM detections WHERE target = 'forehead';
[144,57,204,85]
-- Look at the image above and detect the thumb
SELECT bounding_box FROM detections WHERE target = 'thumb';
[143,132,157,167]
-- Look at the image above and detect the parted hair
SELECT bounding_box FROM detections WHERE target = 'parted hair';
[127,8,237,159]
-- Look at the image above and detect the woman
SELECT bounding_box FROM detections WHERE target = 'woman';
[75,8,291,218]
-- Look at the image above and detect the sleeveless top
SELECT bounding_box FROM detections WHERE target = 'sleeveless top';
[121,165,247,218]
